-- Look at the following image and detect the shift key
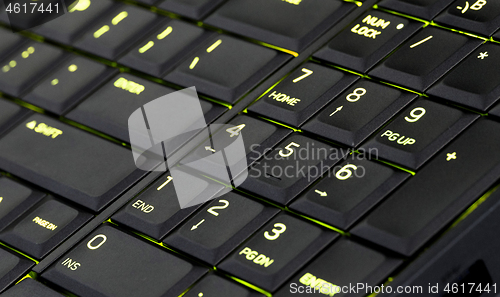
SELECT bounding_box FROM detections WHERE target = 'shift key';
[0,114,150,212]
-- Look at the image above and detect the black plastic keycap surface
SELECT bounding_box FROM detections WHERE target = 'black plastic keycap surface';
[42,225,208,297]
[352,118,500,256]
[204,0,355,52]
[0,114,149,212]
[428,43,500,112]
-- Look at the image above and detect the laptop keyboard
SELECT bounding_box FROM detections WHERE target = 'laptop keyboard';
[0,0,500,296]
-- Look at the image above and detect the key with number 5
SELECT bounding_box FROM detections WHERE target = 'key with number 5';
[239,134,348,205]
[218,213,338,292]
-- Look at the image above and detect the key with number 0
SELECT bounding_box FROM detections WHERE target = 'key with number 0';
[42,224,208,297]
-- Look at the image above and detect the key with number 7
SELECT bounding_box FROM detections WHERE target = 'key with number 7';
[249,62,358,128]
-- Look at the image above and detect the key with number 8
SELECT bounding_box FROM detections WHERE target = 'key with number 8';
[303,79,416,147]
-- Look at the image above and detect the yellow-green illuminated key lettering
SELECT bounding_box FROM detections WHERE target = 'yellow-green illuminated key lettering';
[189,39,222,70]
[94,11,129,39]
[68,0,91,12]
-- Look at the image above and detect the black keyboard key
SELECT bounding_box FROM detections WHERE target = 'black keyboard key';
[314,10,423,73]
[369,27,482,92]
[119,20,214,77]
[66,74,227,143]
[0,99,29,136]
[352,118,500,256]
[218,213,337,292]
[33,0,116,44]
[428,43,500,112]
[360,99,477,170]
[42,224,208,297]
[274,238,402,297]
[158,0,226,20]
[0,114,149,212]
[0,196,92,259]
[204,0,355,52]
[435,0,500,36]
[183,114,291,166]
[0,28,26,60]
[384,189,500,296]
[0,177,45,232]
[112,172,224,240]
[179,115,291,183]
[302,80,416,147]
[239,134,348,205]
[24,56,117,115]
[0,247,34,294]
[290,158,410,230]
[495,29,500,40]
[378,0,455,20]
[1,278,63,297]
[248,62,358,127]
[183,273,265,297]
[164,192,279,265]
[165,35,290,104]
[0,42,65,96]
[74,6,162,60]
